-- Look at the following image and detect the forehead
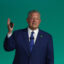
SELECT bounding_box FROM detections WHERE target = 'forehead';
[29,12,40,17]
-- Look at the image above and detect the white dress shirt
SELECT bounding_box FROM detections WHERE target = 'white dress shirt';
[7,27,39,44]
[28,27,39,44]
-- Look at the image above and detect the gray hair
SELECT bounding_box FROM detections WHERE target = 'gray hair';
[28,10,40,18]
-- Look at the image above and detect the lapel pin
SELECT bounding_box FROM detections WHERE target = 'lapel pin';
[40,35,43,38]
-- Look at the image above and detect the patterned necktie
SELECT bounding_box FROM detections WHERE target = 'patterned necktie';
[29,31,34,53]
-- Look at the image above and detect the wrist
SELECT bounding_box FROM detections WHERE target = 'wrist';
[8,31,12,34]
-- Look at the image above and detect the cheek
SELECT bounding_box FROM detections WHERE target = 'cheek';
[29,21,33,25]
[37,21,40,25]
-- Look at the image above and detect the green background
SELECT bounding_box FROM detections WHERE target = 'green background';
[0,0,64,64]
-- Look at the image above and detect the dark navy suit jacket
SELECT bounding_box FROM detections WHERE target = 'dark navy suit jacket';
[4,28,54,64]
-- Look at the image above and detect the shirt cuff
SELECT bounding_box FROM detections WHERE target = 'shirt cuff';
[7,33,12,38]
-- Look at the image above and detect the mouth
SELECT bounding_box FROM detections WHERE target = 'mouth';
[32,22,36,24]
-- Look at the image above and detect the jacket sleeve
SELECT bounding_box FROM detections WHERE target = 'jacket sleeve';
[4,31,16,51]
[47,35,54,64]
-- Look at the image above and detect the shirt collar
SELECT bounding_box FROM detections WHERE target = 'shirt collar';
[28,27,39,38]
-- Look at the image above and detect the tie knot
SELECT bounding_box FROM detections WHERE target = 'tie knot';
[31,31,34,34]
[30,31,34,39]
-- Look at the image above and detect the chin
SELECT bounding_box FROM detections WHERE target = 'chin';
[32,27,38,30]
[29,25,38,30]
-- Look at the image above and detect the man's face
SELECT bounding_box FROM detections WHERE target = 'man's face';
[27,12,41,30]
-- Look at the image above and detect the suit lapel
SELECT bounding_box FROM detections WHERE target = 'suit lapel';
[22,28,44,56]
[31,29,44,53]
[22,28,30,56]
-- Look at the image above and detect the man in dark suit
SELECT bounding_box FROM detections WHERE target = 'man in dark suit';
[4,10,54,64]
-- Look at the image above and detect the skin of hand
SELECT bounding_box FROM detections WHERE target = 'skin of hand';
[7,18,14,34]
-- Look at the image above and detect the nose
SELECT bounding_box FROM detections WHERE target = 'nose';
[33,18,36,22]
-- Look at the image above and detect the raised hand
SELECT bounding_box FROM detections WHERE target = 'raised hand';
[7,18,14,34]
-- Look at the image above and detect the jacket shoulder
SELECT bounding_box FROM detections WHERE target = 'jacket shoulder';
[39,29,52,38]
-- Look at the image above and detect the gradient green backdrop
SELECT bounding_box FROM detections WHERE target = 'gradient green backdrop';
[0,0,64,64]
